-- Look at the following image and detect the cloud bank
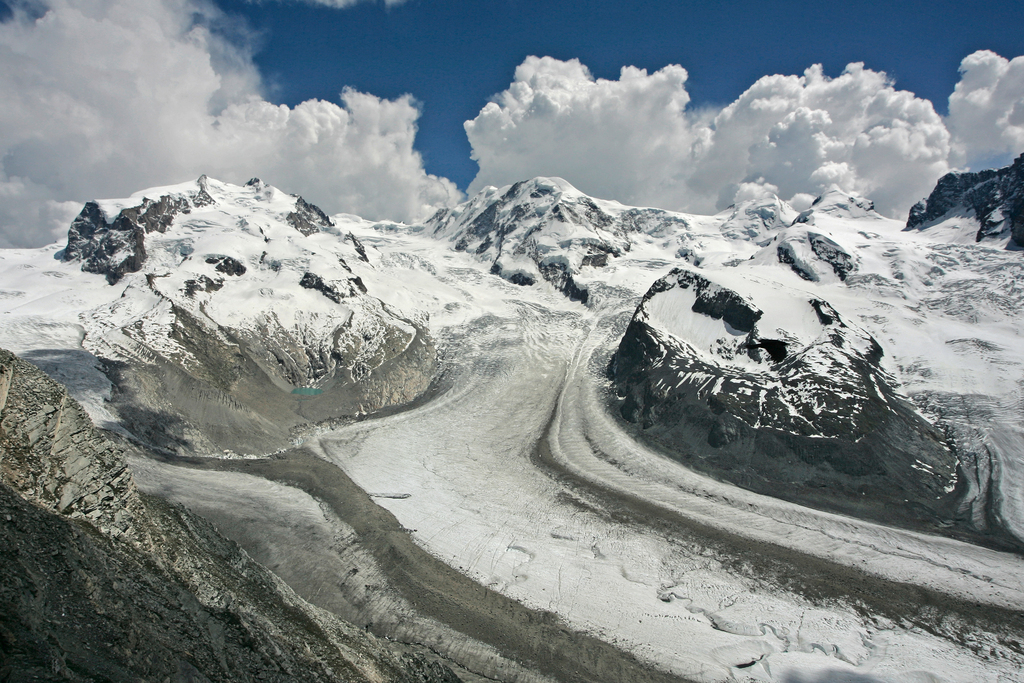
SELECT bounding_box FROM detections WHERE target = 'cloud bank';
[1,0,1020,248]
[466,53,1023,219]
[0,0,457,248]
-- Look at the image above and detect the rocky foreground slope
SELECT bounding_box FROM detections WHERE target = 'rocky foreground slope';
[0,347,457,682]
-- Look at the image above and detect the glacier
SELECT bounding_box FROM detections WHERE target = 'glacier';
[2,171,1024,683]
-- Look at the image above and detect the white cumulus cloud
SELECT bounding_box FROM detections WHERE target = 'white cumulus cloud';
[466,56,986,219]
[705,62,953,217]
[465,56,702,212]
[947,50,1024,166]
[0,0,457,248]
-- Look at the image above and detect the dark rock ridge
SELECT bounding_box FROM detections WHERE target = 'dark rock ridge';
[773,228,858,283]
[246,177,335,238]
[205,255,246,276]
[776,241,811,280]
[64,185,214,285]
[808,232,855,280]
[608,268,973,539]
[288,195,336,236]
[0,347,456,682]
[906,152,1024,245]
[669,270,762,332]
[538,262,589,304]
[299,271,366,303]
[347,232,370,262]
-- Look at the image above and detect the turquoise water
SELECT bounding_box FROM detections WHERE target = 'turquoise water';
[291,387,323,396]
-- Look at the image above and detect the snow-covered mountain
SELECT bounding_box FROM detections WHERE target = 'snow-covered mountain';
[1,176,434,456]
[425,176,854,303]
[905,151,1024,246]
[426,177,734,302]
[609,261,959,535]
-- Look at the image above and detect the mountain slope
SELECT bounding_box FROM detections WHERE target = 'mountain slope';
[0,347,456,682]
[5,176,435,456]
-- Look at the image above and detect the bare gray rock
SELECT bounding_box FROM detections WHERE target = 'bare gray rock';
[605,270,993,547]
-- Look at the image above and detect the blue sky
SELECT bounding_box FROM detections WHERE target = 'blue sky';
[217,0,1024,189]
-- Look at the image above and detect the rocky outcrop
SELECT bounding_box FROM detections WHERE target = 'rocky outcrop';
[287,195,335,236]
[906,152,1024,245]
[808,232,856,280]
[670,269,762,332]
[608,269,968,538]
[64,177,337,284]
[774,229,858,283]
[299,271,364,303]
[0,347,457,682]
[0,349,144,539]
[64,177,215,284]
[347,232,370,262]
[205,255,246,276]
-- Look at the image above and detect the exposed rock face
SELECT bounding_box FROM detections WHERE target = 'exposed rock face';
[0,349,144,539]
[347,232,370,262]
[205,255,246,276]
[808,232,856,280]
[288,195,335,236]
[64,176,338,284]
[771,226,860,283]
[666,269,762,332]
[64,177,215,284]
[906,152,1024,245]
[609,268,967,537]
[299,271,363,303]
[0,348,456,682]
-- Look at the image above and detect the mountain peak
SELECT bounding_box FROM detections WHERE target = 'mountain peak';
[803,186,878,219]
[717,193,799,240]
[62,177,334,284]
[427,177,701,302]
